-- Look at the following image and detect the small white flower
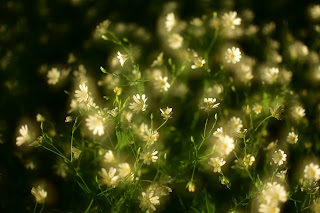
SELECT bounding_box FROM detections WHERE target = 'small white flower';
[225,47,241,64]
[252,104,262,114]
[117,51,128,67]
[86,114,105,136]
[47,68,60,85]
[36,113,45,122]
[304,163,320,181]
[200,98,220,112]
[16,125,31,146]
[151,52,164,67]
[272,149,287,166]
[208,157,226,173]
[104,150,116,163]
[72,147,81,159]
[258,203,280,213]
[310,5,320,20]
[118,163,131,178]
[287,132,298,144]
[139,190,160,212]
[160,107,173,119]
[260,182,287,206]
[191,57,205,69]
[276,169,287,180]
[228,117,243,134]
[98,167,119,187]
[154,76,170,92]
[214,134,235,157]
[65,116,72,123]
[31,186,47,203]
[291,106,305,120]
[243,154,255,167]
[129,94,148,113]
[168,33,183,49]
[222,11,241,29]
[165,12,176,32]
[265,67,279,84]
[140,149,158,165]
[75,83,89,103]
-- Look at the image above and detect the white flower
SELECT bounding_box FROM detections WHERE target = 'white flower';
[139,190,160,212]
[86,114,105,136]
[208,157,226,173]
[304,163,320,181]
[272,149,287,166]
[263,67,279,84]
[187,181,196,192]
[165,12,176,32]
[222,11,241,29]
[243,154,255,167]
[151,52,164,67]
[253,104,262,114]
[16,125,31,146]
[36,113,45,122]
[287,132,298,144]
[75,83,89,103]
[291,106,305,120]
[31,186,47,203]
[259,203,280,213]
[129,94,148,113]
[47,68,60,85]
[310,5,320,20]
[140,149,158,165]
[54,161,68,178]
[215,134,235,157]
[200,98,220,112]
[160,107,173,119]
[228,117,243,134]
[276,169,287,180]
[191,57,205,69]
[72,147,81,159]
[104,150,116,163]
[260,182,287,206]
[168,33,183,49]
[98,167,119,187]
[225,47,241,64]
[154,76,170,92]
[117,51,128,67]
[65,116,72,123]
[118,163,131,178]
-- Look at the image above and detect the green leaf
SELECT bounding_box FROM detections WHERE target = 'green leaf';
[100,66,108,74]
[64,90,70,95]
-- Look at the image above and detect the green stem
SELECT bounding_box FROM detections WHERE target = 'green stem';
[33,202,37,213]
[42,146,69,162]
[255,115,272,131]
[155,119,168,131]
[39,203,44,213]
[84,198,94,213]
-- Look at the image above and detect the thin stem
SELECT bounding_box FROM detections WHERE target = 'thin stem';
[42,146,68,161]
[255,115,272,132]
[33,202,37,213]
[84,198,94,213]
[155,119,168,131]
[39,203,44,213]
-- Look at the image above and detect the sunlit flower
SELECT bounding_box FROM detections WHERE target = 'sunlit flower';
[263,67,279,84]
[191,57,205,69]
[160,107,173,119]
[31,186,47,203]
[140,149,158,165]
[228,117,243,134]
[118,163,131,178]
[200,98,220,112]
[208,157,226,173]
[272,149,287,166]
[104,150,116,163]
[304,163,320,181]
[287,132,298,144]
[165,12,176,32]
[16,124,31,146]
[47,68,60,85]
[139,190,160,212]
[260,182,287,206]
[222,11,241,29]
[98,167,119,187]
[75,83,89,103]
[259,204,280,213]
[129,94,148,113]
[215,134,235,157]
[243,154,255,167]
[117,51,128,67]
[225,47,242,64]
[86,114,105,136]
[168,33,183,49]
[291,106,305,120]
[253,104,262,114]
[151,52,164,67]
[154,76,170,92]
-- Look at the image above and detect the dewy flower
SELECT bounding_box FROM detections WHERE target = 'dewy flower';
[154,76,170,92]
[168,33,183,49]
[225,47,242,64]
[75,83,89,103]
[260,182,287,206]
[208,157,226,173]
[16,124,31,146]
[272,149,287,166]
[160,107,173,119]
[98,167,119,187]
[139,190,160,212]
[304,163,320,181]
[118,163,131,178]
[191,57,206,69]
[140,149,158,165]
[287,132,298,144]
[86,114,105,136]
[47,68,60,85]
[200,98,220,112]
[31,186,47,203]
[117,51,128,67]
[222,11,241,29]
[129,94,148,113]
[165,12,176,32]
